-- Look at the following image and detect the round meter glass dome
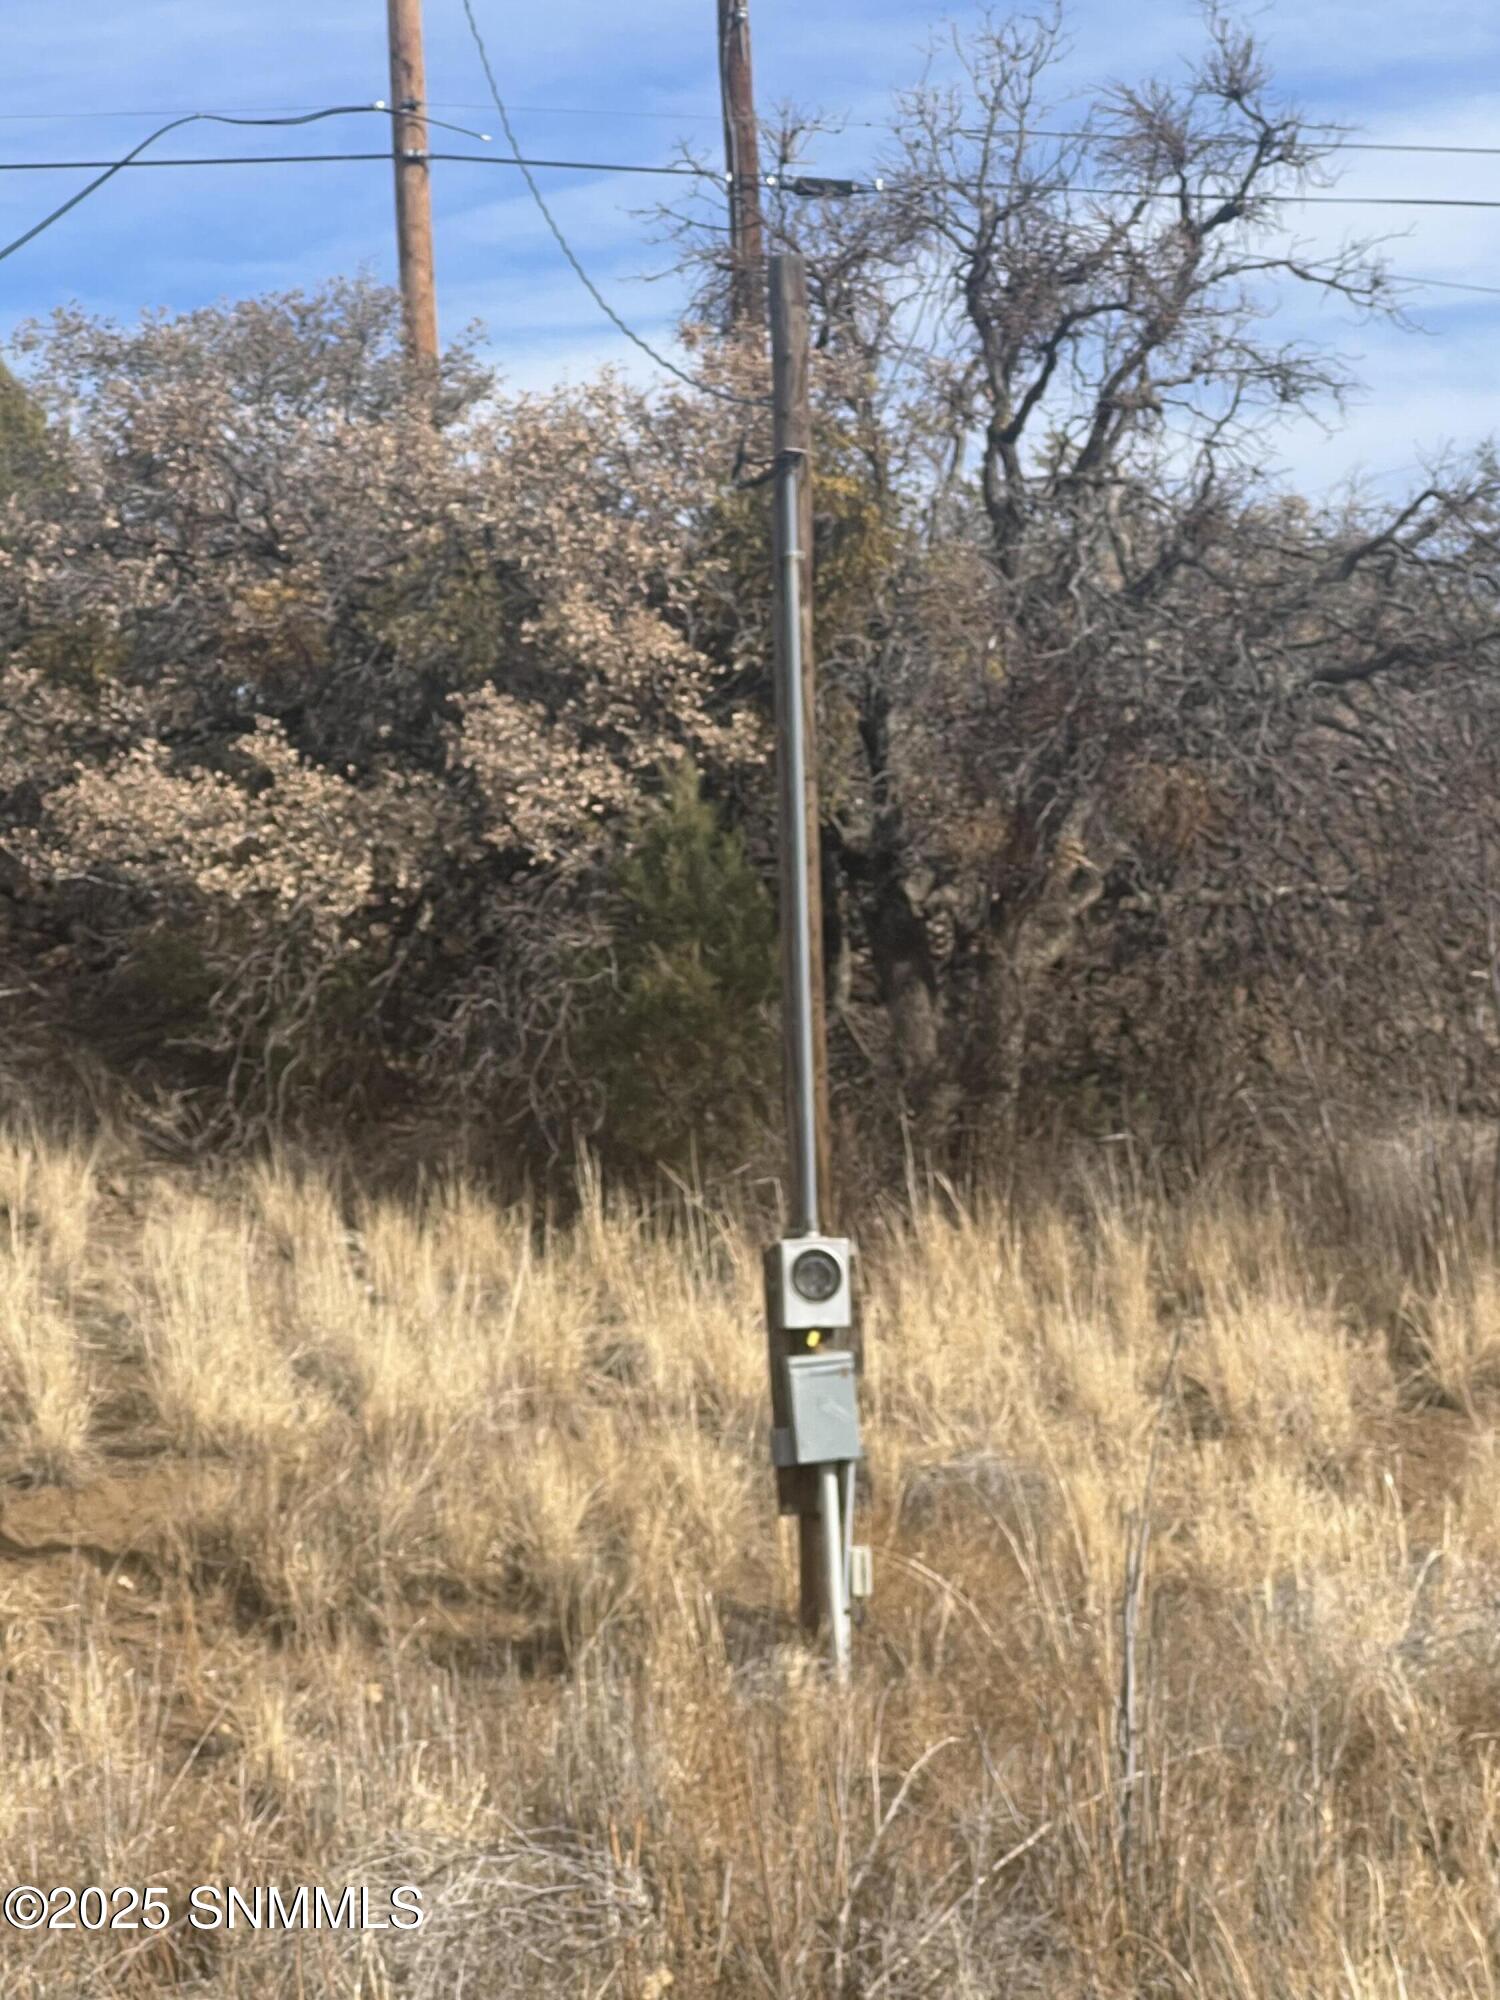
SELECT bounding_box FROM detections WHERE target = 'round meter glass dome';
[791,1247,842,1304]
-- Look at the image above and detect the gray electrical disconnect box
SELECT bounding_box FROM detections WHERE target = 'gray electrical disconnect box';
[772,1349,863,1467]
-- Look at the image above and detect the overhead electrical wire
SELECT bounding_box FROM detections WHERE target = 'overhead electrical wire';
[953,125,1500,161]
[3,129,1499,210]
[1,148,1493,298]
[1070,185,1500,210]
[471,110,1500,162]
[0,104,358,122]
[0,150,713,179]
[13,99,1500,163]
[880,174,1500,211]
[0,102,495,266]
[11,98,1500,166]
[1380,273,1500,297]
[0,98,1495,307]
[6,142,1500,215]
[455,0,769,408]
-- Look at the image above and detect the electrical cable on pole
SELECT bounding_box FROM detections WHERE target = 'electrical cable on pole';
[0,155,1492,208]
[0,150,1492,298]
[14,101,1500,162]
[456,0,769,405]
[0,149,713,179]
[0,104,416,266]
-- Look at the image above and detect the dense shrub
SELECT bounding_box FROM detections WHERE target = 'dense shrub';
[4,14,1500,1185]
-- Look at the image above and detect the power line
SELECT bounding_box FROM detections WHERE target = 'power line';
[4,148,1492,300]
[1071,185,1500,210]
[1314,139,1500,158]
[11,98,1500,164]
[955,124,1500,162]
[433,100,727,124]
[0,104,349,121]
[470,109,1500,163]
[0,100,724,125]
[450,108,1500,161]
[1387,273,1500,298]
[0,103,494,142]
[0,100,717,125]
[0,151,713,179]
[455,0,768,408]
[885,176,1500,211]
[5,141,1500,212]
[0,103,490,266]
[0,128,1496,307]
[1,151,1494,297]
[6,149,1498,212]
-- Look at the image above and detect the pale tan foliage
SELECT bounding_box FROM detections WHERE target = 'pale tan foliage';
[0,288,776,1144]
[32,721,444,938]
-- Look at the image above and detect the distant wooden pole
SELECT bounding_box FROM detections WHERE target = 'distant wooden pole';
[717,0,767,328]
[770,251,834,1637]
[387,0,440,367]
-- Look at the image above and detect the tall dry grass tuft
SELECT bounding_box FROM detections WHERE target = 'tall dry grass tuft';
[2,1124,1500,1993]
[0,1127,99,1482]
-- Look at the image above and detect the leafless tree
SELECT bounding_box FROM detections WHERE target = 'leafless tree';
[664,8,1500,1172]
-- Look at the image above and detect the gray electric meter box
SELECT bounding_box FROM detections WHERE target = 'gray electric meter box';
[773,1349,863,1467]
[764,1235,853,1333]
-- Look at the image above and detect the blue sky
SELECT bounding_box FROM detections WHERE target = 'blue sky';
[2,1,1497,495]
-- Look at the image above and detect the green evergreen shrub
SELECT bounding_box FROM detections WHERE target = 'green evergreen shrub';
[582,760,778,1174]
[0,361,54,504]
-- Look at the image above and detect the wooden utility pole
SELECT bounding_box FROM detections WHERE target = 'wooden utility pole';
[769,251,835,1636]
[387,0,440,366]
[717,0,767,328]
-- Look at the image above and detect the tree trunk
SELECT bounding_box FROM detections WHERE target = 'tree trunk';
[964,802,1105,1182]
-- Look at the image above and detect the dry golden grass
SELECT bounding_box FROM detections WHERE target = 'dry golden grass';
[2,1122,1500,1994]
